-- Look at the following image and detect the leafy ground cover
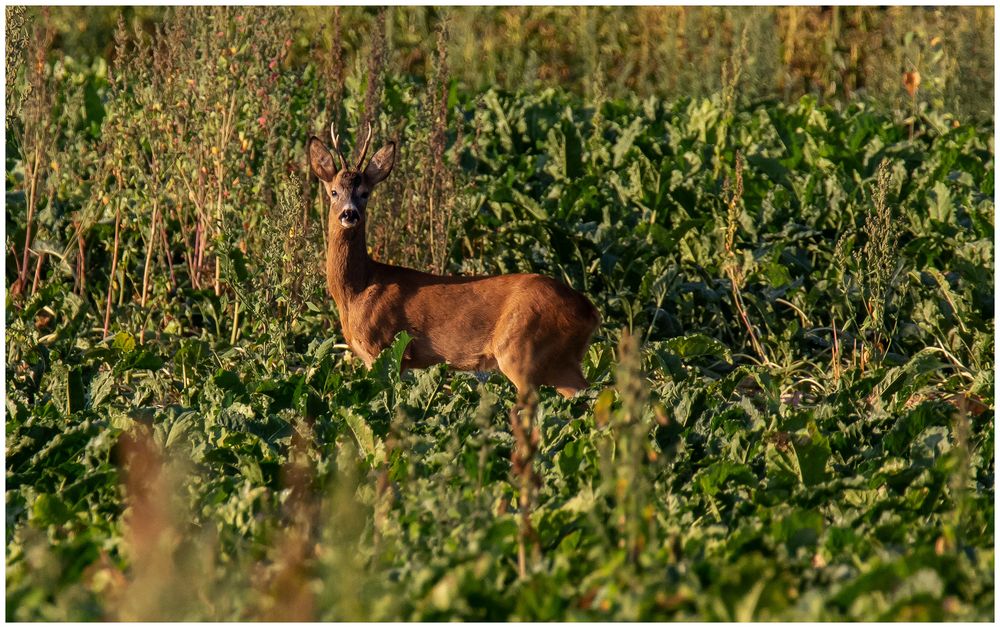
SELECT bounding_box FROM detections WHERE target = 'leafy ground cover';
[5,8,995,621]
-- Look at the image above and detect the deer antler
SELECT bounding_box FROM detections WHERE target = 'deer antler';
[329,123,349,171]
[354,120,373,172]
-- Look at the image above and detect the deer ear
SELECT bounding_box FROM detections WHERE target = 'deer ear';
[364,143,395,187]
[308,136,337,182]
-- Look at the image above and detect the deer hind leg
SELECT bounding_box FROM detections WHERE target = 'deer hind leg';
[495,348,535,405]
[539,331,593,399]
[497,349,588,400]
[552,367,589,399]
[496,329,593,400]
[494,306,595,401]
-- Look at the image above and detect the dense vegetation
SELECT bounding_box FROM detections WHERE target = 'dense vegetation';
[6,6,995,621]
[18,5,998,118]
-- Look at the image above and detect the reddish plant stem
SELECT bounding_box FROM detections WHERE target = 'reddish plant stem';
[730,281,769,365]
[832,316,841,383]
[103,207,122,337]
[183,247,196,290]
[140,203,160,307]
[11,240,24,283]
[30,251,45,296]
[16,147,42,296]
[159,219,176,290]
[175,205,197,289]
[194,216,205,290]
[75,221,87,296]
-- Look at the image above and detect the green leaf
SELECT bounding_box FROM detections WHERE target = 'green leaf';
[511,188,548,221]
[214,369,245,394]
[174,339,210,370]
[32,493,73,526]
[227,247,251,283]
[119,349,164,372]
[927,181,954,223]
[112,331,136,354]
[793,423,831,487]
[871,347,949,408]
[89,370,116,407]
[771,508,824,552]
[312,336,339,364]
[545,115,584,180]
[164,411,197,449]
[66,366,85,415]
[663,333,732,362]
[342,408,384,467]
[612,116,644,167]
[884,401,952,455]
[695,460,756,497]
[370,331,412,389]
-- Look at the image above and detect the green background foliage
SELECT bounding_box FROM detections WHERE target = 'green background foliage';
[22,6,998,120]
[5,5,995,621]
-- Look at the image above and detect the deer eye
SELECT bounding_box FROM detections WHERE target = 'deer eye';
[360,191,369,200]
[330,190,338,199]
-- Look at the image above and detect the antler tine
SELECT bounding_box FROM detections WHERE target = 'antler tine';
[354,120,373,172]
[329,123,348,171]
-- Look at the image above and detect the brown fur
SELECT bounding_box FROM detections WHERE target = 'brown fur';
[310,132,600,399]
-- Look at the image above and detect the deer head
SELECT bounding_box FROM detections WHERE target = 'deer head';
[308,122,395,230]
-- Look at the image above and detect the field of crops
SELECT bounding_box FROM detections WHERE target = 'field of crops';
[5,7,995,621]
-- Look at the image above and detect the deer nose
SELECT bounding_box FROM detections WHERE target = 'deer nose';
[339,208,360,227]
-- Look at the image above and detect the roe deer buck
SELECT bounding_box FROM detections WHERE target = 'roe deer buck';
[308,122,600,400]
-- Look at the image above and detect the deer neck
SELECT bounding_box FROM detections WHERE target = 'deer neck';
[325,212,371,311]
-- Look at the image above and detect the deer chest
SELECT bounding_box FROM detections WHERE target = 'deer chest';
[341,301,407,368]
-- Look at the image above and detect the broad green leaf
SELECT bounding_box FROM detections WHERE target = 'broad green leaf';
[511,188,548,221]
[927,181,954,223]
[771,508,824,552]
[32,493,73,526]
[342,408,385,467]
[89,371,115,407]
[370,331,412,389]
[793,423,831,487]
[663,333,732,362]
[612,117,645,167]
[695,460,755,497]
[112,331,136,354]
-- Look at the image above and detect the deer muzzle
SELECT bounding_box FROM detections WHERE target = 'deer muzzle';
[339,208,361,228]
